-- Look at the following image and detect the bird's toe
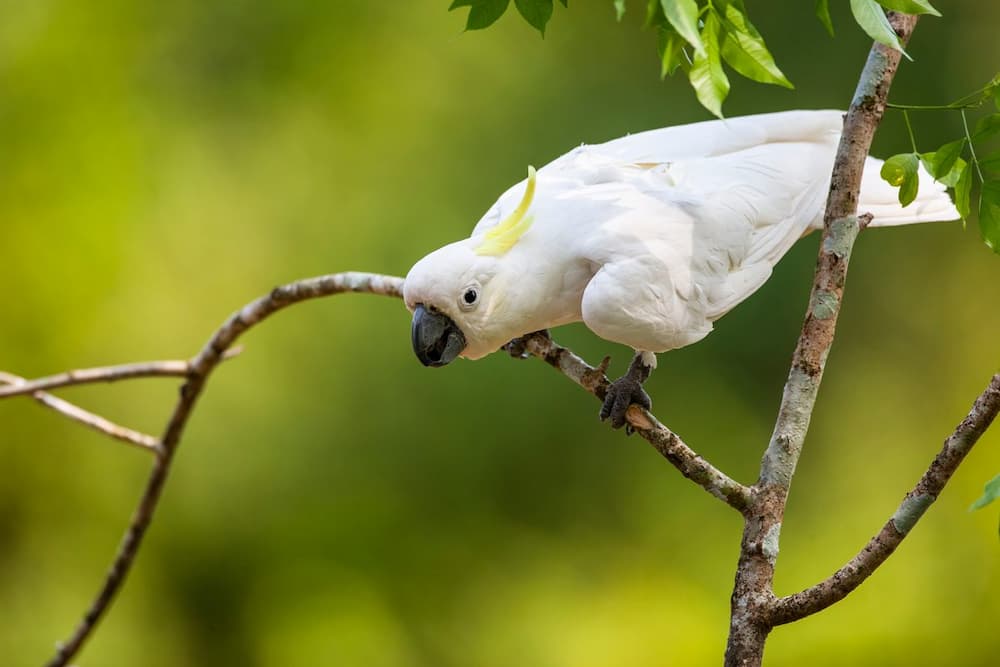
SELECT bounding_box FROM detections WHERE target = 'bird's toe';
[600,376,652,430]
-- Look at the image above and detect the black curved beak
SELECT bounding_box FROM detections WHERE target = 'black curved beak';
[411,304,466,367]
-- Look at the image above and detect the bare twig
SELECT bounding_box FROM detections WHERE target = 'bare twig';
[44,272,403,667]
[725,13,920,667]
[0,347,243,399]
[518,332,752,511]
[771,373,1000,625]
[0,372,160,452]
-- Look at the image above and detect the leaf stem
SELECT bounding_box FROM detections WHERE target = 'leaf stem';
[886,76,999,111]
[903,110,918,153]
[886,102,982,111]
[961,109,986,185]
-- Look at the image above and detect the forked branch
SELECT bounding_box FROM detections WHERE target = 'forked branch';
[0,371,160,451]
[0,349,243,400]
[771,373,1000,625]
[726,12,921,666]
[40,272,404,667]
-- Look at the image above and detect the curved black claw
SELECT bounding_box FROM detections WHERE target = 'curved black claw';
[503,329,551,359]
[600,376,652,430]
[599,352,654,432]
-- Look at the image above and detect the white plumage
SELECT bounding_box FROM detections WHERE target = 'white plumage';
[404,110,957,369]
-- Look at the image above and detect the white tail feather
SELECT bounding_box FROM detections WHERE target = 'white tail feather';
[857,156,959,226]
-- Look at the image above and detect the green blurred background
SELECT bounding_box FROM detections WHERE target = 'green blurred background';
[1,2,998,665]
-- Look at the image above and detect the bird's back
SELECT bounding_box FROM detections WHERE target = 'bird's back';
[549,109,844,167]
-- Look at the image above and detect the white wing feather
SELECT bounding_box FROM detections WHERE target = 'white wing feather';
[469,110,958,353]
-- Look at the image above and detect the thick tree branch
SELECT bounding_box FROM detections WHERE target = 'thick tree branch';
[725,13,920,667]
[518,331,752,511]
[770,373,1000,625]
[0,372,160,452]
[44,272,404,667]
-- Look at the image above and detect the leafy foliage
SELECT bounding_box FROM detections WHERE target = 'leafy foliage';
[446,2,997,253]
[974,113,1000,142]
[850,0,909,59]
[661,0,705,58]
[633,0,792,118]
[879,76,1000,254]
[880,153,920,206]
[876,0,941,17]
[449,0,946,117]
[969,473,1000,511]
[719,3,793,89]
[450,0,791,117]
[969,472,1000,540]
[980,181,1000,252]
[514,0,555,35]
[687,10,728,118]
[448,0,566,35]
[449,0,513,31]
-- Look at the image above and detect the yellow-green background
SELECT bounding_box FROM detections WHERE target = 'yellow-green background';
[1,2,998,665]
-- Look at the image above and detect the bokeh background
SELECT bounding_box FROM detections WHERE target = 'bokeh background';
[1,2,998,665]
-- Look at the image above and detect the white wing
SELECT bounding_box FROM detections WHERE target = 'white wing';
[543,109,844,169]
[472,110,958,353]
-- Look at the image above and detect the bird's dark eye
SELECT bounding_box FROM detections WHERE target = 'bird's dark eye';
[463,288,478,305]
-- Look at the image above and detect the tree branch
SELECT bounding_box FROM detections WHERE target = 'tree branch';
[39,269,748,666]
[0,349,242,399]
[725,12,920,667]
[0,372,160,452]
[44,272,404,667]
[518,332,752,511]
[770,372,1000,625]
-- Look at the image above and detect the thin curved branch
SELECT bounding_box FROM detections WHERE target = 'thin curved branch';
[0,372,160,452]
[43,269,748,666]
[770,373,1000,625]
[0,348,243,399]
[44,272,404,667]
[518,332,752,511]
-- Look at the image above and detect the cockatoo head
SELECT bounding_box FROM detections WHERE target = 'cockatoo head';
[404,166,539,366]
[403,241,510,364]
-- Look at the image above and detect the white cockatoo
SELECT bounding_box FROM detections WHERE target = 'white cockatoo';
[404,110,958,427]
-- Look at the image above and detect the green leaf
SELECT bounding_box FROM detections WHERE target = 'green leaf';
[875,0,941,17]
[920,154,967,187]
[514,0,553,35]
[644,0,664,28]
[995,83,1000,111]
[920,138,966,182]
[449,0,511,30]
[614,0,626,20]
[657,24,687,77]
[880,152,920,206]
[954,160,972,219]
[980,181,1000,253]
[558,0,567,6]
[662,0,706,56]
[850,0,910,59]
[970,473,1000,511]
[979,151,1000,173]
[973,113,1000,142]
[688,11,729,118]
[719,4,793,89]
[815,0,835,36]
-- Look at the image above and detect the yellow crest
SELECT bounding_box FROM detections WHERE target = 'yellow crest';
[474,166,537,256]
